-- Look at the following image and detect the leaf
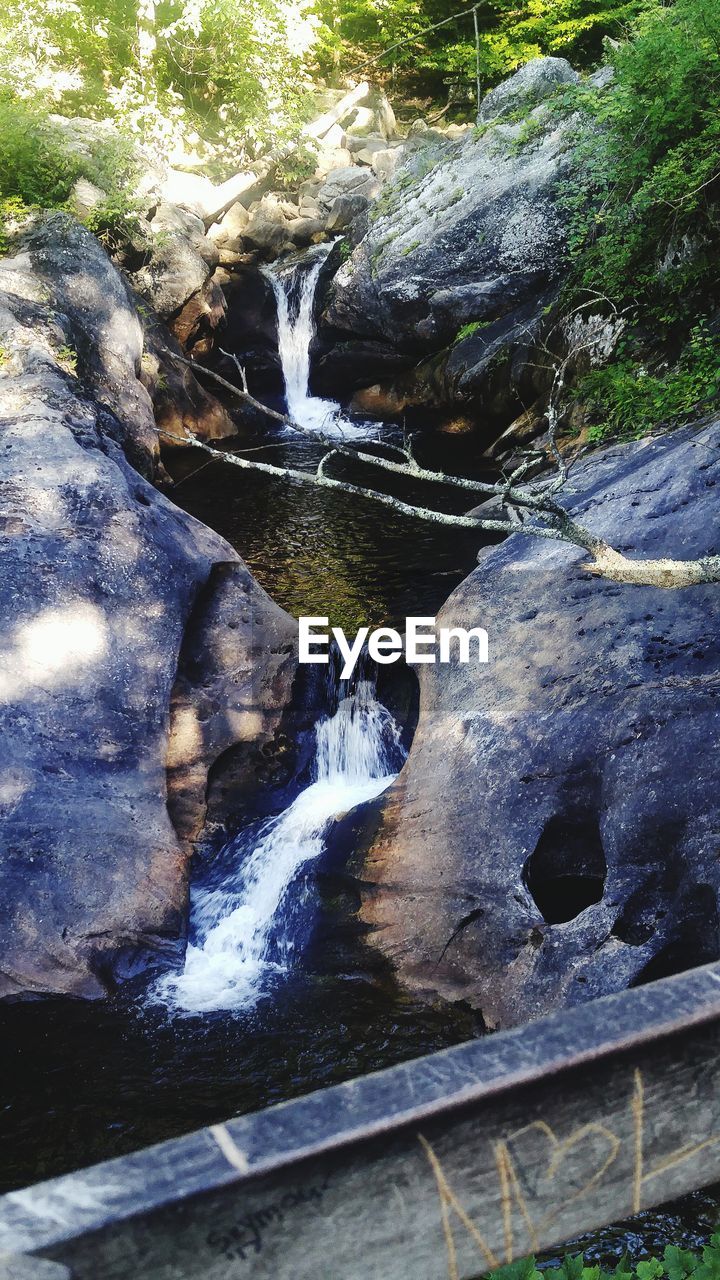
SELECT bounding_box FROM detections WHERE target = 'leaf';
[491,1258,542,1280]
[560,1255,586,1280]
[664,1246,699,1280]
[637,1260,666,1280]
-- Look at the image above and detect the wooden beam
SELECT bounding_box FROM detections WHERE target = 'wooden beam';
[3,962,720,1278]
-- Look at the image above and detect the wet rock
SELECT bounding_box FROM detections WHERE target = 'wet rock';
[348,383,411,418]
[314,339,415,394]
[168,276,227,355]
[359,422,720,1028]
[166,563,297,855]
[0,215,296,1000]
[222,263,277,338]
[287,217,328,246]
[242,218,292,256]
[483,402,548,460]
[139,311,235,444]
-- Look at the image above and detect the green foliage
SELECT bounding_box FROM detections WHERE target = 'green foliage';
[54,344,78,375]
[0,100,85,208]
[489,1240,720,1280]
[316,0,652,105]
[275,144,319,190]
[0,0,322,173]
[0,196,31,256]
[474,0,652,84]
[455,319,489,341]
[581,321,720,442]
[0,94,142,250]
[566,0,720,311]
[557,0,720,442]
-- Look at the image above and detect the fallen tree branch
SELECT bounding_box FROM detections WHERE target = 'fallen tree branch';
[159,430,717,588]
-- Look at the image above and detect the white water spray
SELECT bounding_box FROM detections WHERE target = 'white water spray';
[265,250,365,438]
[154,668,403,1014]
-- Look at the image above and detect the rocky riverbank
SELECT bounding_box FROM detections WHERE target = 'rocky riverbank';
[0,216,297,999]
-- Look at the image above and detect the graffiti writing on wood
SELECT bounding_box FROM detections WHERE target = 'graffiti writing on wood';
[420,1070,720,1280]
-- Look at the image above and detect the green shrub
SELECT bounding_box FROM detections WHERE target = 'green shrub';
[0,96,141,252]
[487,1236,720,1280]
[566,0,720,313]
[580,321,720,441]
[0,101,85,208]
[455,319,490,342]
[557,0,720,440]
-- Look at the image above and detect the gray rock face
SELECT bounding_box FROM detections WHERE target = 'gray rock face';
[325,59,581,414]
[315,167,380,213]
[0,217,297,999]
[22,214,158,473]
[131,215,217,321]
[326,194,369,233]
[478,55,579,122]
[359,423,720,1029]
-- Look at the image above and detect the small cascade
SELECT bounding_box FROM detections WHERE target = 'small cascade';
[154,661,404,1014]
[265,248,364,437]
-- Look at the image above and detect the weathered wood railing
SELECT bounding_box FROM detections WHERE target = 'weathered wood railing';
[2,961,720,1279]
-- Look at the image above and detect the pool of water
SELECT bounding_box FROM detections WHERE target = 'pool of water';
[164,425,489,633]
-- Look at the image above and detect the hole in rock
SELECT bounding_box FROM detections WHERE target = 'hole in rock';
[524,815,606,925]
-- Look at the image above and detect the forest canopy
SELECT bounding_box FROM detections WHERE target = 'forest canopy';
[0,0,658,167]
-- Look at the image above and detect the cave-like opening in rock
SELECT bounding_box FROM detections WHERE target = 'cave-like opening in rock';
[524,815,607,924]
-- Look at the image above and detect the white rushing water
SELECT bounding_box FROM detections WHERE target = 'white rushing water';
[265,249,366,438]
[155,670,403,1014]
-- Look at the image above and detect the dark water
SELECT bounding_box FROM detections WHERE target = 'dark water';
[0,973,481,1194]
[164,425,488,632]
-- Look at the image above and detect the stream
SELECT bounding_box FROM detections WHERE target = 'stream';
[1,250,717,1252]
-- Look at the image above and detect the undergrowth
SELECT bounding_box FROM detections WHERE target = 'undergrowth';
[580,322,720,442]
[559,0,720,443]
[0,96,141,254]
[488,1237,720,1280]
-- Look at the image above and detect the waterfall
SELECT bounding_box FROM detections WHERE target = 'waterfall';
[154,664,404,1015]
[265,249,364,438]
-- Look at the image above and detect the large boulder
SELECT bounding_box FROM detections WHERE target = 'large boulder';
[0,217,297,1000]
[477,55,579,122]
[358,422,720,1029]
[130,209,218,322]
[344,87,398,141]
[325,58,584,419]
